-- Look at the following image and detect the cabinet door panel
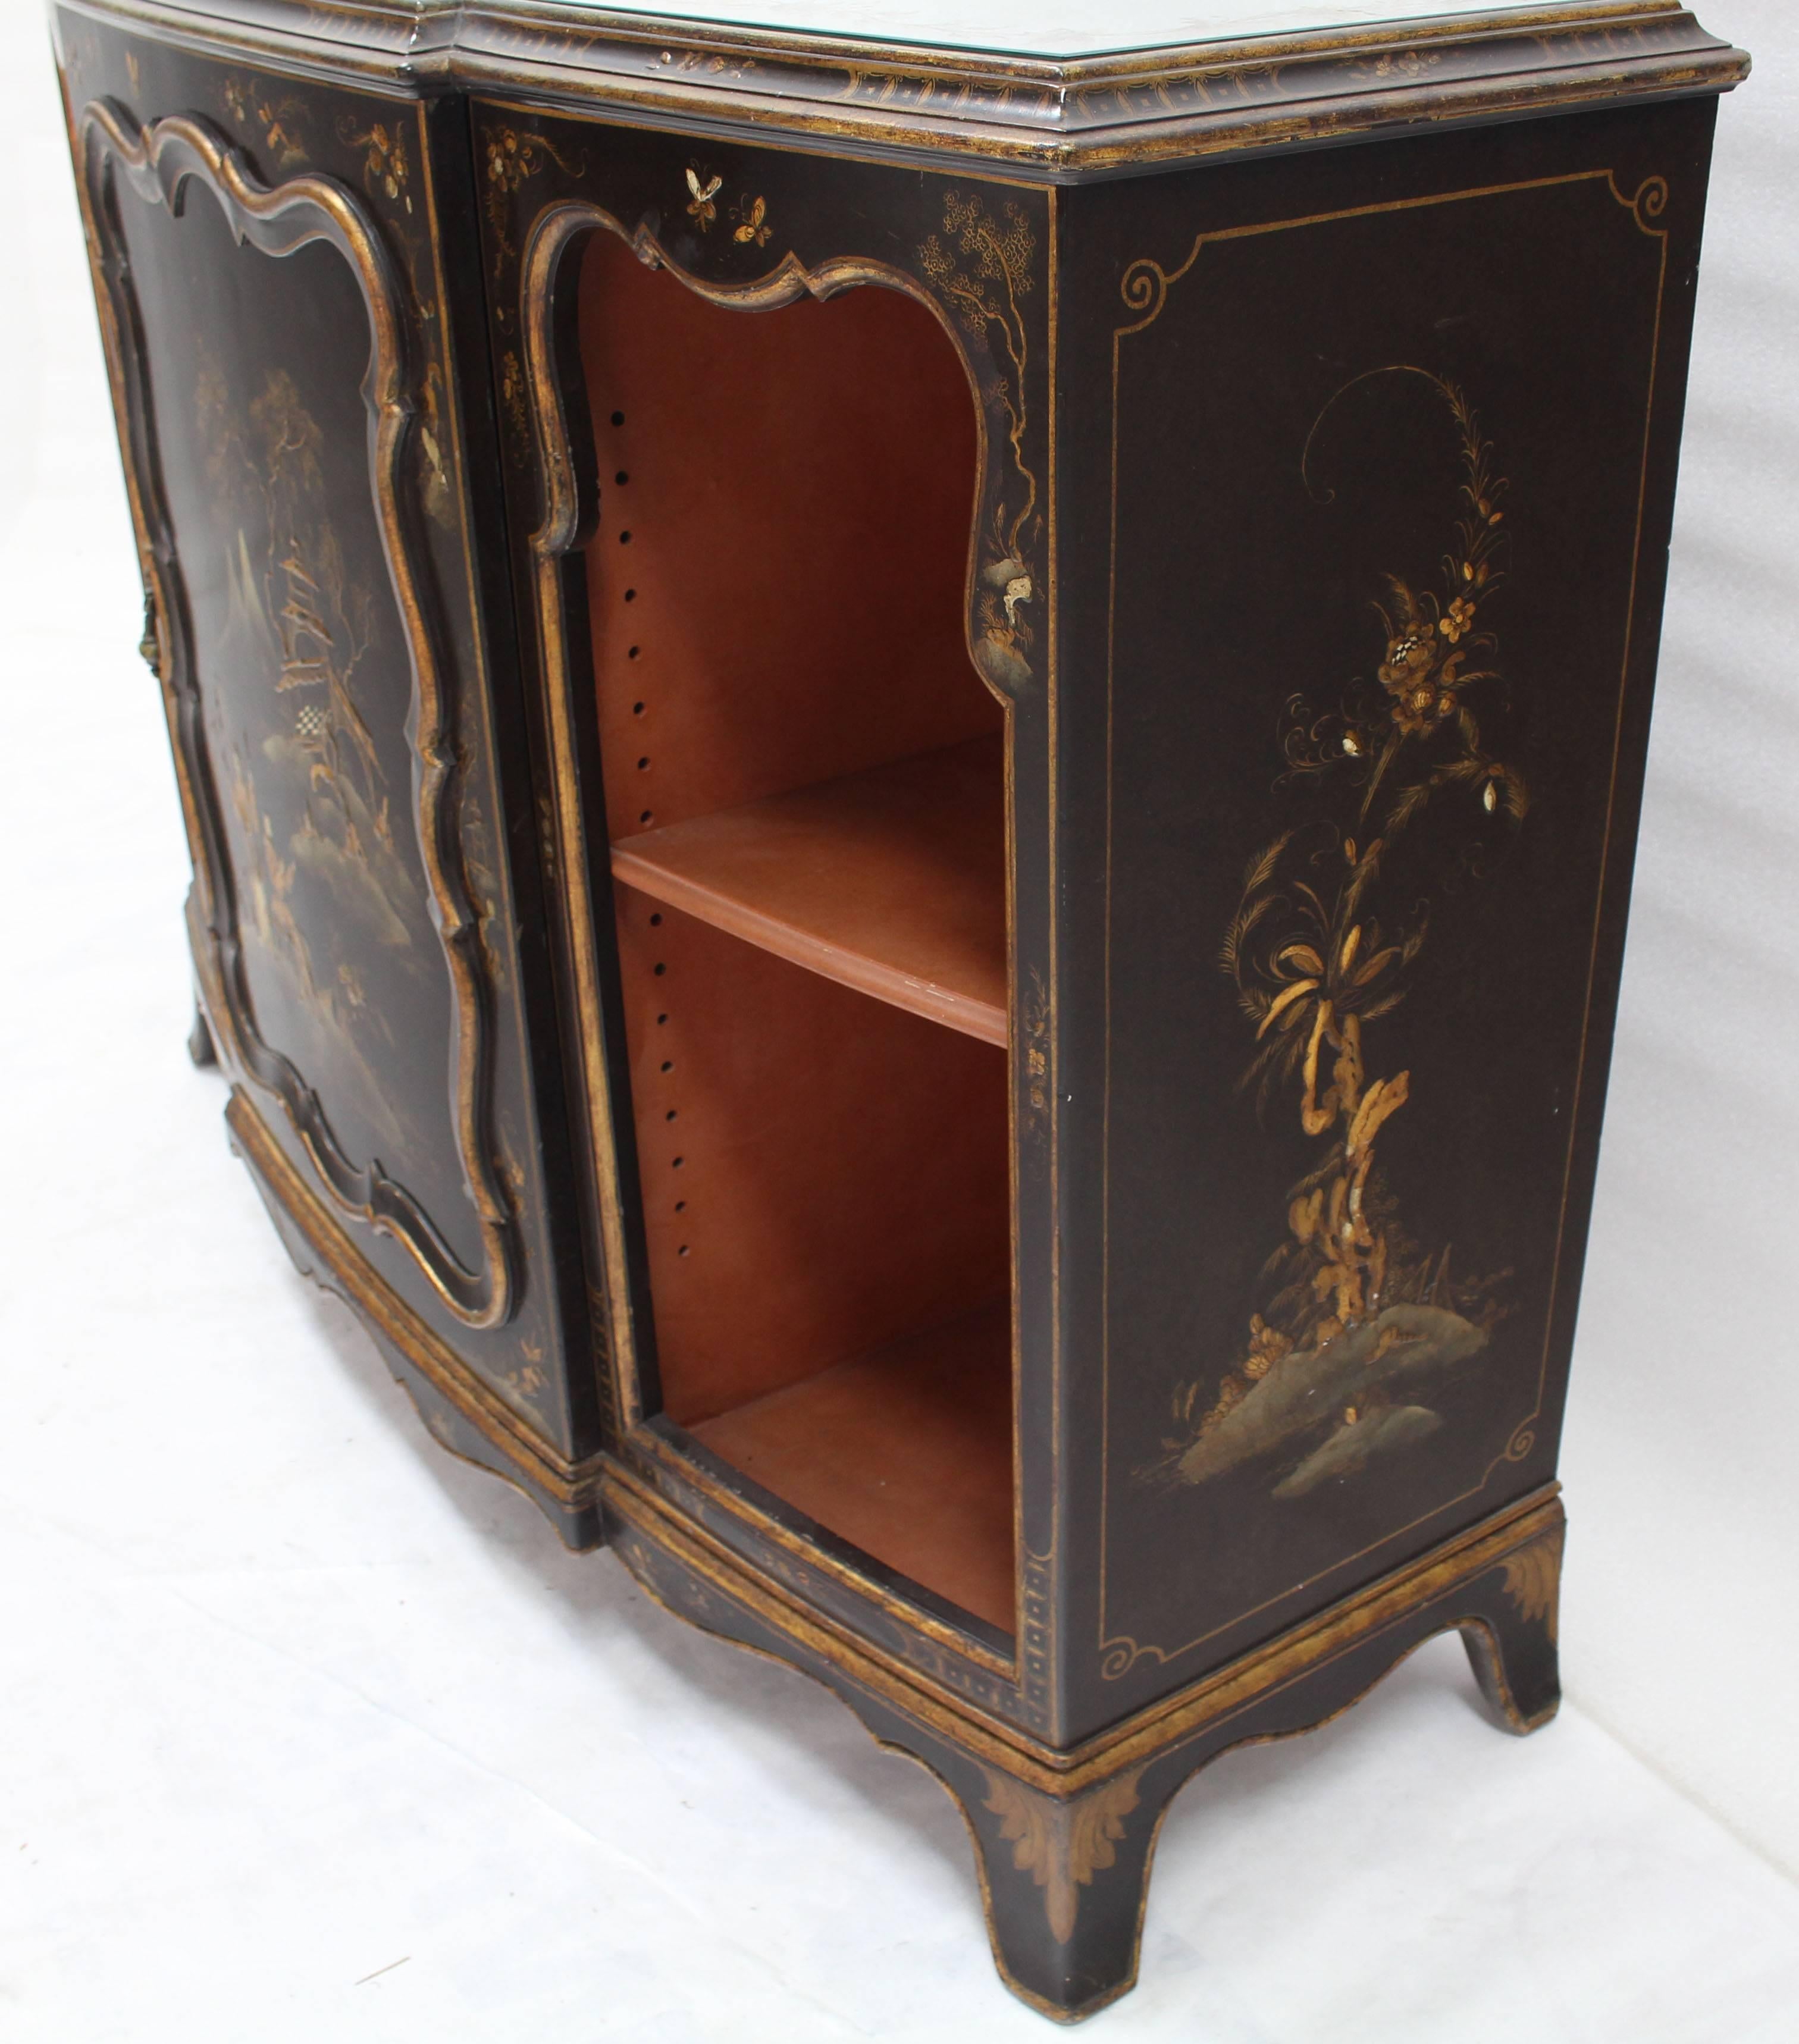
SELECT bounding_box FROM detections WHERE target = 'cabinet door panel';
[59,22,600,1493]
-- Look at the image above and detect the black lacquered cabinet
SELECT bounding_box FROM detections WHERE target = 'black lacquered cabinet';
[55,0,1747,2017]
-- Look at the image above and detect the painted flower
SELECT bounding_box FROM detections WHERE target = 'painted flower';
[1392,678,1449,735]
[1379,621,1437,693]
[1438,595,1477,643]
[487,133,515,183]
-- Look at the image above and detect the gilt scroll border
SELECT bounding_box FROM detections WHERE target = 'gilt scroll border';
[512,186,1036,1680]
[74,99,517,1329]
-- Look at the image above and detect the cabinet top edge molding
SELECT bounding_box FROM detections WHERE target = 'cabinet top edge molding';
[54,0,1747,175]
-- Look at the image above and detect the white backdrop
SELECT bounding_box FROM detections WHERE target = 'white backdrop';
[2,4,1796,2039]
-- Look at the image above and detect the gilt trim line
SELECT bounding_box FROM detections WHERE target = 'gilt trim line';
[77,101,518,1328]
[605,1457,1560,1788]
[228,1090,601,1500]
[1098,166,1667,1677]
[513,190,1028,1440]
[626,1424,1021,1683]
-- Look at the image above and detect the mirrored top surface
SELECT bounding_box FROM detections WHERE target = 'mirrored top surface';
[554,0,1563,61]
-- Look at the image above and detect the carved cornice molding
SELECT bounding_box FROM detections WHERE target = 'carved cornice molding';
[55,0,1748,178]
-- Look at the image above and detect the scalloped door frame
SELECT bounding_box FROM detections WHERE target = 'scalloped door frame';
[73,99,518,1330]
[513,192,1032,1430]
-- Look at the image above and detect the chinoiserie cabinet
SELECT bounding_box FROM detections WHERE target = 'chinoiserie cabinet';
[55,0,1747,2018]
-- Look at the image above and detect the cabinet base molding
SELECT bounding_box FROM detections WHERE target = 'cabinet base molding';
[604,1462,1563,2021]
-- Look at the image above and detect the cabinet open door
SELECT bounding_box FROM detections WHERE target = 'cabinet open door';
[575,228,1018,1638]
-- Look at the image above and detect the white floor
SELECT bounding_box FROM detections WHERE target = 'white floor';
[5,2,1799,2038]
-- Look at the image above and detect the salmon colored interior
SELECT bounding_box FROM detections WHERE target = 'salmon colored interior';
[577,230,1016,1636]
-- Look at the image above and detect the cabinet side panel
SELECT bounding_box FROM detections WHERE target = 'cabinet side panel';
[1053,97,1716,1735]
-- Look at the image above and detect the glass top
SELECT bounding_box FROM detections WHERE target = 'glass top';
[563,0,1561,61]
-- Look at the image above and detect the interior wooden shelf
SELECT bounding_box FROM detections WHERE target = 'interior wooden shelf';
[690,1299,1016,1632]
[610,733,1007,1045]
